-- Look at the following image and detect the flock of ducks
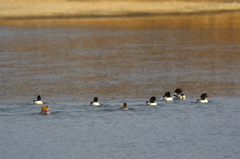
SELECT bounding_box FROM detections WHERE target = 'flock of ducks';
[32,88,210,115]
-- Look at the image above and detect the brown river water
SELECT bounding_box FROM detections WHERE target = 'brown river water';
[1,11,240,159]
[1,12,240,104]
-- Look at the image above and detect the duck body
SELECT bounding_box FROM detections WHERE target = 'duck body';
[32,100,43,104]
[196,93,209,103]
[146,96,157,106]
[120,107,129,110]
[40,111,51,115]
[146,102,157,106]
[162,97,173,101]
[90,102,100,106]
[173,93,186,100]
[196,99,208,103]
[32,95,43,104]
[90,97,100,106]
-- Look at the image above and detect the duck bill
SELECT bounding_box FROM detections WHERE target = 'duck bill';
[47,107,52,110]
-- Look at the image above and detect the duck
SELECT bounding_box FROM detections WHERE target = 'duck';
[173,88,186,100]
[90,97,100,106]
[32,95,43,104]
[119,103,129,110]
[161,92,173,101]
[196,93,209,103]
[39,105,51,115]
[146,96,157,106]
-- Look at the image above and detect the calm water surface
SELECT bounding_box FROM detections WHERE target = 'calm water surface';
[0,13,240,159]
[0,98,240,159]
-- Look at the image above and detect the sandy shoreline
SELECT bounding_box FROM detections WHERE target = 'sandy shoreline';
[1,0,240,20]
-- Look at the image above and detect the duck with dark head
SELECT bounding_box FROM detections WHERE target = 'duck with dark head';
[32,95,43,104]
[161,92,173,101]
[146,96,157,106]
[173,88,186,100]
[196,93,210,103]
[90,97,100,106]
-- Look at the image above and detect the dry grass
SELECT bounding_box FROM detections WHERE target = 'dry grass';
[1,11,240,30]
[75,0,238,1]
[1,0,240,26]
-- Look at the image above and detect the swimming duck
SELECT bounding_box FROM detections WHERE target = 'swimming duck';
[161,92,173,101]
[119,103,129,110]
[196,93,209,103]
[146,96,157,106]
[173,88,186,100]
[90,97,100,106]
[32,95,43,104]
[40,105,51,115]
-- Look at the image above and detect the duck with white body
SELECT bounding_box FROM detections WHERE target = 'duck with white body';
[90,97,100,106]
[146,96,157,106]
[196,93,210,103]
[32,95,43,104]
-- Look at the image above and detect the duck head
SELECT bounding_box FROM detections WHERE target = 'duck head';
[200,93,209,100]
[174,88,182,94]
[37,95,41,101]
[93,97,98,102]
[164,92,171,97]
[150,96,156,103]
[41,105,51,112]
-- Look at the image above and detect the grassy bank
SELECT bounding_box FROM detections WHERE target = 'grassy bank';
[1,0,240,19]
[1,0,240,26]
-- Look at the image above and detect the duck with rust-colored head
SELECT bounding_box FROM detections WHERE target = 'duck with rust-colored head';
[40,105,51,115]
[119,103,129,110]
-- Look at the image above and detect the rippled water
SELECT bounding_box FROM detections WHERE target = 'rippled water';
[1,98,240,159]
[1,12,240,159]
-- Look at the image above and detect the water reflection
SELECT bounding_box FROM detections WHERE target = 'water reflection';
[0,12,240,104]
